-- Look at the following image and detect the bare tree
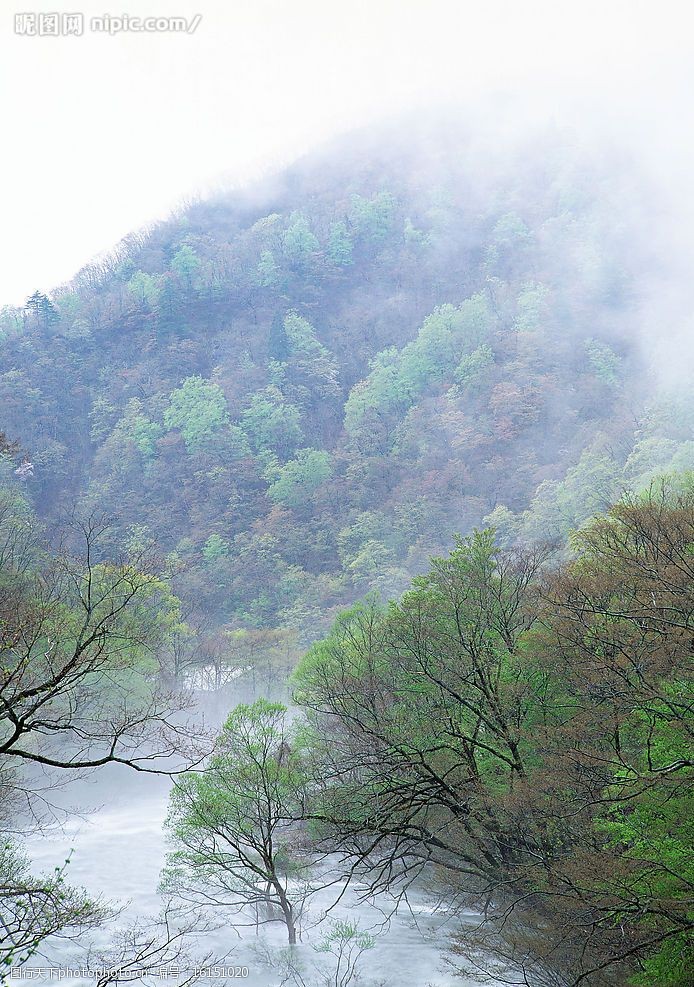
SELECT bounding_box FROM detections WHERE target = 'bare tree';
[86,906,221,987]
[0,508,209,966]
[0,513,203,776]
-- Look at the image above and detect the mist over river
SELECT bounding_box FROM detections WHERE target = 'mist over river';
[26,753,505,987]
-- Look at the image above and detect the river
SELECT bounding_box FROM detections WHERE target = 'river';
[25,743,509,986]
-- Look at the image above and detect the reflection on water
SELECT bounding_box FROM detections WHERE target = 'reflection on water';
[25,767,502,987]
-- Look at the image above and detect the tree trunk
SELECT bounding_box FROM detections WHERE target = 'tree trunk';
[272,881,297,944]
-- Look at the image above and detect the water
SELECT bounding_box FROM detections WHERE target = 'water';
[24,767,505,987]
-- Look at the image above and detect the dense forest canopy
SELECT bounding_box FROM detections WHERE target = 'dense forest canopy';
[0,122,692,985]
[2,125,692,656]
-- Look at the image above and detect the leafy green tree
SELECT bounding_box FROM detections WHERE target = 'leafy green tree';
[170,244,201,288]
[127,270,160,308]
[268,448,332,509]
[348,192,396,243]
[453,342,494,390]
[326,221,353,266]
[343,346,405,447]
[485,211,532,272]
[283,312,339,399]
[112,398,162,460]
[292,530,550,917]
[531,484,694,985]
[399,298,492,392]
[343,537,406,597]
[512,440,622,543]
[585,337,621,384]
[202,533,230,563]
[241,386,304,457]
[164,376,230,453]
[161,700,309,944]
[256,249,280,288]
[345,297,493,449]
[513,281,548,332]
[492,212,531,244]
[624,435,694,488]
[282,212,319,267]
[295,485,694,987]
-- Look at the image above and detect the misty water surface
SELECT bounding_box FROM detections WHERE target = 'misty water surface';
[27,743,507,987]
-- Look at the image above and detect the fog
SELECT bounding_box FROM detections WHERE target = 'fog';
[2,0,693,325]
[2,3,693,986]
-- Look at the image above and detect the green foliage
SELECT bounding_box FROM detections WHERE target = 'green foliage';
[256,249,280,287]
[295,488,694,985]
[202,533,230,563]
[25,291,59,328]
[454,342,495,389]
[492,402,694,548]
[89,396,119,443]
[485,212,532,271]
[314,918,375,956]
[127,270,160,308]
[164,701,298,845]
[117,398,162,460]
[585,337,621,384]
[1,126,689,734]
[1,134,693,982]
[268,448,332,509]
[343,347,404,444]
[345,295,493,446]
[282,212,319,266]
[282,312,339,397]
[283,312,321,356]
[492,211,531,246]
[632,937,694,987]
[170,244,201,287]
[241,385,304,457]
[513,281,549,332]
[164,376,230,453]
[401,297,492,390]
[327,220,353,266]
[161,699,308,942]
[494,440,622,545]
[294,526,540,814]
[0,842,101,968]
[349,191,396,242]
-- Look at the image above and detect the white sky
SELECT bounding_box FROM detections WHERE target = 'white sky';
[1,0,692,306]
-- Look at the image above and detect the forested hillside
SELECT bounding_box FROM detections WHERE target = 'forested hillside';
[2,128,691,686]
[1,124,693,985]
